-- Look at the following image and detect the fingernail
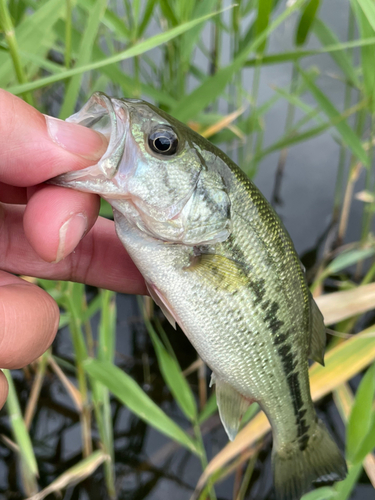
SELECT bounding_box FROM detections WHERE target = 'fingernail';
[54,213,88,263]
[45,116,108,161]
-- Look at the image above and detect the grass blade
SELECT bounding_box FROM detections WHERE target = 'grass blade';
[356,0,375,31]
[346,362,375,462]
[171,0,308,122]
[7,6,229,96]
[313,18,359,87]
[59,0,108,118]
[245,37,375,67]
[317,282,375,325]
[351,0,375,110]
[84,358,200,454]
[0,0,64,87]
[333,462,363,500]
[4,369,38,496]
[79,0,130,39]
[0,0,33,103]
[327,247,375,274]
[25,450,109,500]
[299,67,369,166]
[90,289,116,498]
[301,487,335,500]
[296,0,321,46]
[142,308,197,422]
[198,393,217,424]
[255,0,273,54]
[52,18,177,107]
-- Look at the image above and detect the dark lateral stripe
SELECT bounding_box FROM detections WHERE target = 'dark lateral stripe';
[275,339,310,451]
[264,300,284,335]
[286,371,310,450]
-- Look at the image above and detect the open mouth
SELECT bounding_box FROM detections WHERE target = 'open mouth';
[50,92,128,194]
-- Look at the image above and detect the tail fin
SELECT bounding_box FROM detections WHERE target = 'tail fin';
[273,419,347,500]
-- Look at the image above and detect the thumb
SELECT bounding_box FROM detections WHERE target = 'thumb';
[0,90,107,187]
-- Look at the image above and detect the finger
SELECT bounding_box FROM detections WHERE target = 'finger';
[1,204,146,295]
[24,185,100,263]
[0,271,59,369]
[0,90,108,186]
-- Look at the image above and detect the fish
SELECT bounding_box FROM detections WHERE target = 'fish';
[52,92,347,500]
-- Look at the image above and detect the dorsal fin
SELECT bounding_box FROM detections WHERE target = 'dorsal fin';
[309,295,326,366]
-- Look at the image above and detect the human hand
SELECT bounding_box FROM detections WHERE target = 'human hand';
[0,90,146,406]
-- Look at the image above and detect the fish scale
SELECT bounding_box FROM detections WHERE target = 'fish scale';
[52,92,347,500]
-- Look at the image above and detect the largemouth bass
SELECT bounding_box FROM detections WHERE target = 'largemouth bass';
[52,92,347,500]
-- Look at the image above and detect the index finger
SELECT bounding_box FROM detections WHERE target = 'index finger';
[0,90,107,186]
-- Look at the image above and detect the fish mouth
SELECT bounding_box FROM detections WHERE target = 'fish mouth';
[51,92,129,196]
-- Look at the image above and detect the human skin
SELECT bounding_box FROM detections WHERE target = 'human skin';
[0,89,146,406]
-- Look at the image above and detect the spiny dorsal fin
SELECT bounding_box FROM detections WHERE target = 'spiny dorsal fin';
[309,295,326,366]
[211,374,252,441]
[185,254,247,293]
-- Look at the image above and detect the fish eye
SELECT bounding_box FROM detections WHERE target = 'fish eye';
[148,129,178,156]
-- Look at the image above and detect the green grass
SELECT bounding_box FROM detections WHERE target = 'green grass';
[2,0,375,498]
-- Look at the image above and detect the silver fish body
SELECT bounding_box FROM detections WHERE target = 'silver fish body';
[52,93,347,500]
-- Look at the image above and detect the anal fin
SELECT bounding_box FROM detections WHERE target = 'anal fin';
[309,295,326,366]
[146,282,177,330]
[211,374,252,441]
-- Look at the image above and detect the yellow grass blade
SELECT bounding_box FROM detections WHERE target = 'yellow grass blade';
[25,450,109,500]
[200,107,245,138]
[315,283,375,325]
[195,324,375,492]
[49,355,83,411]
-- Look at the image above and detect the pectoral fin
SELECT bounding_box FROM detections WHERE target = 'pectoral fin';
[146,283,177,330]
[211,374,252,441]
[309,295,326,366]
[185,254,248,293]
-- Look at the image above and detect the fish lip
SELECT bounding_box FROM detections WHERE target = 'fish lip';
[50,92,128,191]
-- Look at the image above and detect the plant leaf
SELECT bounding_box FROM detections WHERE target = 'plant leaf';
[313,18,359,88]
[4,369,38,495]
[327,247,375,274]
[301,487,335,500]
[333,462,362,500]
[296,0,321,46]
[255,0,273,54]
[7,7,229,96]
[346,362,375,461]
[25,450,109,500]
[356,0,375,31]
[316,282,375,325]
[84,358,200,454]
[171,0,307,122]
[0,0,65,87]
[299,67,369,166]
[142,311,197,422]
[351,0,375,110]
[59,0,108,119]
